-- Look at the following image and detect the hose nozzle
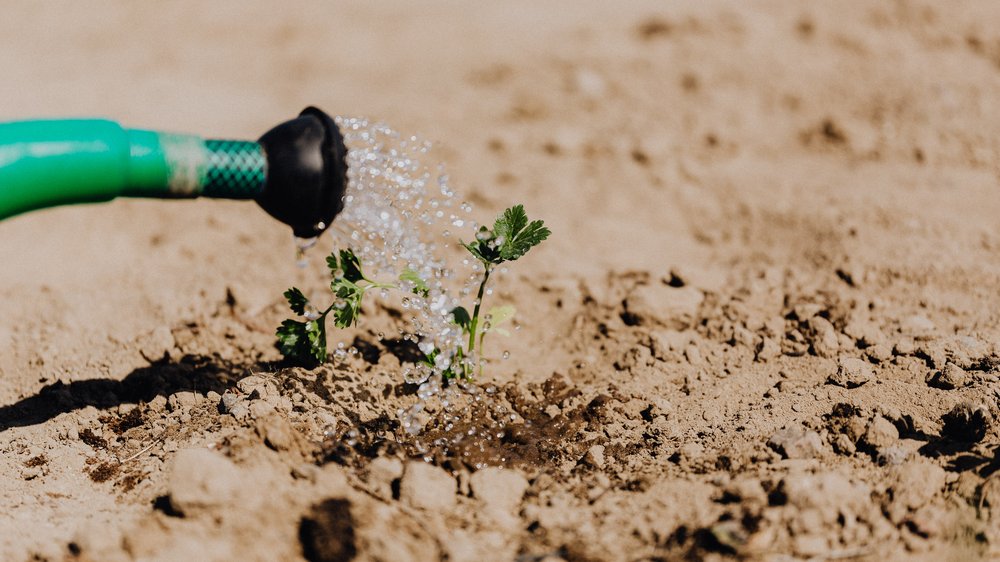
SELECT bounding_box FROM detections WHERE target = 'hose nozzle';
[255,107,348,238]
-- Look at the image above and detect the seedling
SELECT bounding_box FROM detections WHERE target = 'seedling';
[276,205,550,380]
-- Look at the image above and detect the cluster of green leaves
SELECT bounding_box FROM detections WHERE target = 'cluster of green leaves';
[276,249,395,364]
[276,205,550,379]
[462,205,551,266]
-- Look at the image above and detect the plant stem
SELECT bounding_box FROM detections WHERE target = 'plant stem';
[467,266,492,355]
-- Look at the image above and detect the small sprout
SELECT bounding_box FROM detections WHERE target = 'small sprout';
[276,205,550,380]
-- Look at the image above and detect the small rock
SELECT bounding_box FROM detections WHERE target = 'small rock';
[237,374,278,402]
[832,433,856,456]
[650,329,692,357]
[167,391,198,412]
[890,460,946,517]
[926,363,967,390]
[808,317,840,358]
[901,315,936,339]
[229,403,250,421]
[876,445,910,466]
[723,477,768,505]
[470,467,529,514]
[248,400,275,419]
[678,442,704,463]
[168,448,244,515]
[941,402,991,442]
[625,285,704,330]
[916,340,948,369]
[907,505,946,538]
[828,357,873,388]
[793,303,823,321]
[291,463,320,482]
[148,395,168,411]
[581,445,606,469]
[367,457,403,500]
[780,470,870,519]
[400,461,456,511]
[893,338,916,356]
[138,326,175,362]
[756,337,782,362]
[732,326,757,350]
[844,321,885,347]
[218,391,241,414]
[768,426,824,459]
[861,416,899,451]
[254,414,299,452]
[940,335,990,370]
[865,343,892,364]
[684,344,703,366]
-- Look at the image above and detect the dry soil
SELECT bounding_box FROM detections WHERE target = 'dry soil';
[2,1,1000,561]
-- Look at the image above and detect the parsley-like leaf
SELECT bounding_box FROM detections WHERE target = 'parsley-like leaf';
[462,205,549,265]
[339,249,364,283]
[276,318,326,364]
[325,252,340,276]
[496,205,550,261]
[331,278,363,328]
[284,287,309,316]
[399,268,429,297]
[462,226,499,265]
[494,205,528,244]
[451,306,471,333]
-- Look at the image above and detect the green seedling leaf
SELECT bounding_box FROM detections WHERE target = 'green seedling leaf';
[331,278,364,328]
[451,306,472,333]
[495,205,550,261]
[325,252,340,276]
[277,318,326,364]
[399,268,429,297]
[463,206,549,266]
[494,204,528,243]
[284,287,309,316]
[462,226,500,265]
[483,304,516,337]
[338,249,364,283]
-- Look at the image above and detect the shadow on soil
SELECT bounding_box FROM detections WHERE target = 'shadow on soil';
[0,354,262,432]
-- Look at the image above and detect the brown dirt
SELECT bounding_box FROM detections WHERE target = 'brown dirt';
[2,1,1000,560]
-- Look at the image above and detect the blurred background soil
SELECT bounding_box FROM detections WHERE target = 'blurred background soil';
[1,1,1000,560]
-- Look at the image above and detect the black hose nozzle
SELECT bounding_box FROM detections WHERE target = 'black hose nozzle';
[256,107,348,238]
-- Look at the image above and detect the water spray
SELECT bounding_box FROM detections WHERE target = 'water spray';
[0,107,347,237]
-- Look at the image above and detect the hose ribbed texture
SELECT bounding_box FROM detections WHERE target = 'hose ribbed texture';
[202,140,266,199]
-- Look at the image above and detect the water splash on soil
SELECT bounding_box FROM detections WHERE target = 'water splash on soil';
[300,117,510,437]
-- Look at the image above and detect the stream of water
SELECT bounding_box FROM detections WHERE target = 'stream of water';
[301,117,512,437]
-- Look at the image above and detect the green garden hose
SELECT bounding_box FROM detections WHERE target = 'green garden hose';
[0,107,347,238]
